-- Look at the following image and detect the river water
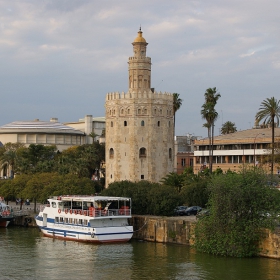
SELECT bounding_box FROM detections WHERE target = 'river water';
[1,227,280,280]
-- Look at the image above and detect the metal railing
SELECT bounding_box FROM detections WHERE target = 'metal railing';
[40,205,131,218]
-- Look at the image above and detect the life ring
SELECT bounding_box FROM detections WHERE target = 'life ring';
[74,210,77,215]
[83,210,87,216]
[65,209,68,214]
[58,209,61,214]
[78,210,82,215]
[70,209,73,214]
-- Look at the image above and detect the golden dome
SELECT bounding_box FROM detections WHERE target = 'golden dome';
[134,28,146,43]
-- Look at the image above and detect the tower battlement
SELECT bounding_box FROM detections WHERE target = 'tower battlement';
[106,90,173,101]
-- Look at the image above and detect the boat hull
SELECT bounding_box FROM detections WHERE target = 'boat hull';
[37,223,133,243]
[0,217,13,227]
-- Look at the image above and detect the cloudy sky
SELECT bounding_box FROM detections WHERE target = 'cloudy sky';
[1,0,279,137]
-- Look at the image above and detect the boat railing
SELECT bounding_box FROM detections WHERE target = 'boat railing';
[57,207,131,217]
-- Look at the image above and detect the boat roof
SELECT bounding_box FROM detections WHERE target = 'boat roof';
[48,195,131,202]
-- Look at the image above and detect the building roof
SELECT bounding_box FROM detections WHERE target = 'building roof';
[133,28,146,43]
[195,127,280,145]
[0,120,84,135]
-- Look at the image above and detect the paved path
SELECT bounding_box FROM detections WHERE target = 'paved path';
[5,201,41,214]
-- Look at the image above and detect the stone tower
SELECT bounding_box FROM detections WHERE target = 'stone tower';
[105,28,174,187]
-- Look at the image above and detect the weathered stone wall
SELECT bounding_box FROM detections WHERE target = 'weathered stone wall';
[258,228,280,258]
[131,215,196,245]
[131,215,280,259]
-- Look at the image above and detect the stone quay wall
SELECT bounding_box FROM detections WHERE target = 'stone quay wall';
[131,215,280,259]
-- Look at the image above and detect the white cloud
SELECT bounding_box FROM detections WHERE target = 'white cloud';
[0,0,279,137]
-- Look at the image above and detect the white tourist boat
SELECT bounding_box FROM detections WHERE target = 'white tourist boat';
[35,195,133,243]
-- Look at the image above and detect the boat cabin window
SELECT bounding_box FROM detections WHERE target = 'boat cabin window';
[59,217,63,223]
[72,201,82,209]
[74,218,78,224]
[64,218,69,224]
[83,220,88,226]
[52,202,57,208]
[55,217,59,223]
[78,219,83,225]
[69,218,73,224]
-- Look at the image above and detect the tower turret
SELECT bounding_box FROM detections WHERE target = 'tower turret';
[128,28,151,91]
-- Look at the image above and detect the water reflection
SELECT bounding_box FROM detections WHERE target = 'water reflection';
[0,228,280,280]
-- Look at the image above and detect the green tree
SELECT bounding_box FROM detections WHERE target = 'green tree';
[16,144,57,174]
[0,142,25,177]
[102,180,180,216]
[160,172,184,193]
[221,121,237,134]
[55,143,105,180]
[173,93,183,136]
[201,87,221,173]
[195,168,280,257]
[255,97,280,175]
[10,174,30,209]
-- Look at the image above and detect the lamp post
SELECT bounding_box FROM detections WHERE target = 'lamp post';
[253,133,265,167]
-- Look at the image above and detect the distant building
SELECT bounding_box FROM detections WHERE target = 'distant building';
[193,128,280,174]
[64,115,105,144]
[0,115,106,178]
[175,135,200,174]
[105,28,174,187]
[0,118,85,151]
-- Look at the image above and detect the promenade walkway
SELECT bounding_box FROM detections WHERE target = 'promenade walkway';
[6,201,41,215]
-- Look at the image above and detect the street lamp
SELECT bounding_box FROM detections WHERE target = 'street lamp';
[253,133,265,167]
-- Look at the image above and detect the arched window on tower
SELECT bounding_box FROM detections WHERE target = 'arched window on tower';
[111,121,113,127]
[109,148,114,159]
[124,121,127,126]
[139,147,146,158]
[169,148,172,160]
[141,120,145,126]
[138,108,141,115]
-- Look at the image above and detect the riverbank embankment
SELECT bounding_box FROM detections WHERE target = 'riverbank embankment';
[7,202,280,259]
[130,215,280,259]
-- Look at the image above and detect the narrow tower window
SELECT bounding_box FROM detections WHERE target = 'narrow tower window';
[141,120,145,126]
[111,121,113,127]
[169,148,172,160]
[124,121,127,126]
[139,147,146,158]
[158,121,160,127]
[109,148,114,159]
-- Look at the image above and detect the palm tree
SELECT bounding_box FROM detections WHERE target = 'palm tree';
[173,93,183,136]
[221,121,237,135]
[201,87,221,173]
[0,142,25,178]
[255,97,280,175]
